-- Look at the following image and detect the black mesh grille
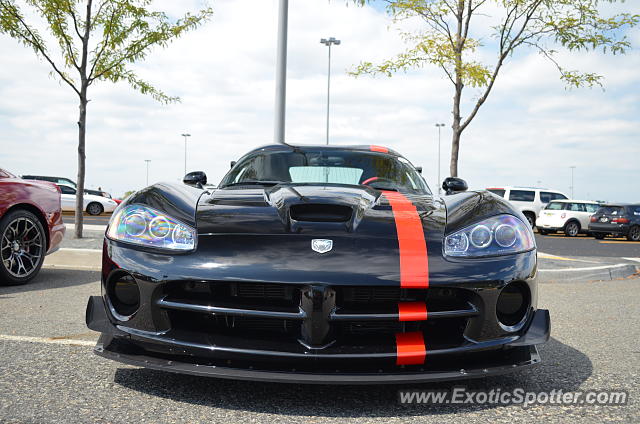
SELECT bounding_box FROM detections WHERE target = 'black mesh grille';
[341,321,404,335]
[162,281,473,352]
[234,283,294,301]
[341,286,402,303]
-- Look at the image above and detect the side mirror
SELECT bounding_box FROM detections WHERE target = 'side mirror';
[183,171,207,189]
[415,166,422,174]
[442,177,468,195]
[230,161,237,169]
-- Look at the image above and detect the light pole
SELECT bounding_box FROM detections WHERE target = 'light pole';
[569,166,576,198]
[435,123,445,194]
[320,37,340,145]
[181,133,191,175]
[274,0,289,144]
[144,160,151,186]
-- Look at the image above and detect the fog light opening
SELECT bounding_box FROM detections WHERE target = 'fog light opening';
[496,281,530,331]
[107,273,140,321]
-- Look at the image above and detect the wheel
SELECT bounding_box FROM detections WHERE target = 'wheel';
[0,209,47,285]
[87,202,104,216]
[594,233,606,240]
[524,213,535,228]
[564,221,580,237]
[627,225,640,242]
[538,229,549,235]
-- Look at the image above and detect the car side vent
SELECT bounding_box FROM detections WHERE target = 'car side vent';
[290,204,353,222]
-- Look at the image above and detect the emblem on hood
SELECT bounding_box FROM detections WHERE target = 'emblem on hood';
[311,239,333,254]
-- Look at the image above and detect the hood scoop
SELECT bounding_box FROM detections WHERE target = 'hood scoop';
[266,184,380,233]
[289,204,353,223]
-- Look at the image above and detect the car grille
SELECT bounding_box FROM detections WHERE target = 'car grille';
[160,281,476,352]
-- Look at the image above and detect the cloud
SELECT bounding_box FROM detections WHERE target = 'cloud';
[0,0,638,203]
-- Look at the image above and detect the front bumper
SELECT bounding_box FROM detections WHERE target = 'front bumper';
[86,294,550,384]
[536,216,565,231]
[103,203,117,213]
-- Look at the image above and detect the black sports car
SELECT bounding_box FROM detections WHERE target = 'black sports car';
[86,144,549,384]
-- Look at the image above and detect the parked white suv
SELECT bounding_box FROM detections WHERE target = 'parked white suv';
[485,186,568,227]
[536,200,600,236]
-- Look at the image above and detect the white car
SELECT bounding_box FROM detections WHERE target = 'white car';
[58,184,118,215]
[485,186,568,227]
[536,200,600,237]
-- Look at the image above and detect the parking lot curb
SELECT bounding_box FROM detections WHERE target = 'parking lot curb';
[65,223,107,232]
[538,263,639,283]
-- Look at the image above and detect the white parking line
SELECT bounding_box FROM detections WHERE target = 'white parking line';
[42,264,101,271]
[538,264,633,272]
[59,248,102,253]
[622,258,640,263]
[0,334,96,347]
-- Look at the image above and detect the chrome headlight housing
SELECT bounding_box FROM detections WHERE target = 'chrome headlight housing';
[444,214,535,258]
[107,205,196,251]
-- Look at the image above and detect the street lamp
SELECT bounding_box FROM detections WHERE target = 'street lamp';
[144,159,151,186]
[435,123,445,194]
[320,37,341,145]
[274,0,289,144]
[181,133,191,175]
[569,166,576,198]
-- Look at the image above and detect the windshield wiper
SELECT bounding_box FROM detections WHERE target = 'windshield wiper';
[221,180,283,188]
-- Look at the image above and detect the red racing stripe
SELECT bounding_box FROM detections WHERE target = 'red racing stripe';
[370,145,389,153]
[395,331,426,365]
[383,191,429,288]
[398,301,428,321]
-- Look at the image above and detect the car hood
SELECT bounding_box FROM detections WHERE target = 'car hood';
[197,184,445,237]
[193,184,446,286]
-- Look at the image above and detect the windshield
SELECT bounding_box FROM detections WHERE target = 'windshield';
[220,150,431,194]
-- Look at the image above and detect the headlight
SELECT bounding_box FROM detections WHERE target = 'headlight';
[444,214,534,257]
[107,205,196,251]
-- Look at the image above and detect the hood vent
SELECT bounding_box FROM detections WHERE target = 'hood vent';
[290,204,353,223]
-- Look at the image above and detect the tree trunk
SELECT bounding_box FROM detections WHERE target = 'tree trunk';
[449,0,464,179]
[74,0,92,239]
[450,79,463,178]
[74,90,87,238]
[450,127,461,178]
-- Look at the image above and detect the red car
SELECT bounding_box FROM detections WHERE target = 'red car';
[0,168,65,284]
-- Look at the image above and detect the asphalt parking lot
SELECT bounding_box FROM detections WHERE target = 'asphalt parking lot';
[536,233,640,258]
[0,231,638,423]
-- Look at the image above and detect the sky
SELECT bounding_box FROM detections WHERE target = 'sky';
[0,0,638,202]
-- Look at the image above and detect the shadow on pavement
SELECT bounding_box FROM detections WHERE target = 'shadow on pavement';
[0,268,100,296]
[113,337,591,417]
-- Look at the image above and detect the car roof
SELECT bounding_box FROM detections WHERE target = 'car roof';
[549,199,599,204]
[243,144,402,157]
[486,186,563,192]
[22,174,71,179]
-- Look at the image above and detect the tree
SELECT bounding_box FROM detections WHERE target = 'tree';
[0,0,213,237]
[351,0,638,177]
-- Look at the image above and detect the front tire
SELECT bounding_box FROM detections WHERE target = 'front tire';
[523,213,536,228]
[564,221,580,237]
[538,229,549,235]
[594,233,606,240]
[627,226,640,242]
[0,210,47,285]
[87,202,104,216]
